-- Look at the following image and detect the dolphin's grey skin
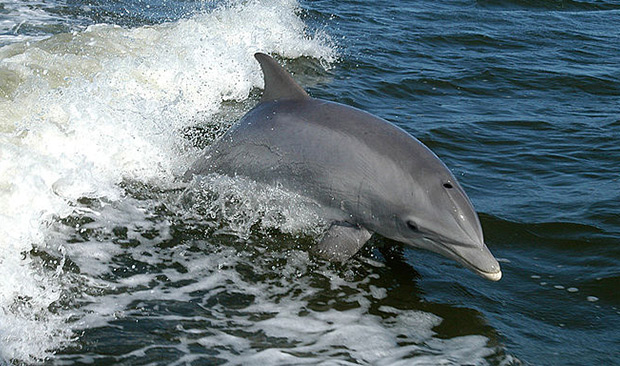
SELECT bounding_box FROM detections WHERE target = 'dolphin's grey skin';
[187,53,502,281]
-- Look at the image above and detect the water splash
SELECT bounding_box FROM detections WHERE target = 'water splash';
[0,0,335,362]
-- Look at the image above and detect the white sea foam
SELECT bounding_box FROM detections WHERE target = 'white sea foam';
[0,0,334,362]
[52,221,497,365]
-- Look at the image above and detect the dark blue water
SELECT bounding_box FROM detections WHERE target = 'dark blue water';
[1,0,618,364]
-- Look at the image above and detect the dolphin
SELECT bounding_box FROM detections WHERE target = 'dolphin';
[186,53,502,281]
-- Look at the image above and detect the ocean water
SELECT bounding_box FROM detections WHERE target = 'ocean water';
[0,0,618,364]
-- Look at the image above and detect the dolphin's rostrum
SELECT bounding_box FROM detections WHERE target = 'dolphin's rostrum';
[187,53,502,281]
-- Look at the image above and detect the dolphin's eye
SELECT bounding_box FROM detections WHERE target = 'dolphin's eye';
[443,182,453,189]
[407,221,419,232]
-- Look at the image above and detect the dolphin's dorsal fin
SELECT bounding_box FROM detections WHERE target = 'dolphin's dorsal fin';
[254,52,310,103]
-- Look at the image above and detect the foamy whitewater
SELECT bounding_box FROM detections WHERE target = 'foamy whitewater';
[0,0,332,361]
[0,0,501,364]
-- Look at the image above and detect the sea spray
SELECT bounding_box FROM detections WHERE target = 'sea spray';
[0,0,335,362]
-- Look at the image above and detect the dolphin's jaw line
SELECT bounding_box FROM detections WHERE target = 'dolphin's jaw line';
[477,268,502,282]
[420,236,502,281]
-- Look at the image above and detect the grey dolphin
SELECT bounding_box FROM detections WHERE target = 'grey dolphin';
[187,53,502,281]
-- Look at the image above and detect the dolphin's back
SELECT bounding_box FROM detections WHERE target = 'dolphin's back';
[189,98,447,224]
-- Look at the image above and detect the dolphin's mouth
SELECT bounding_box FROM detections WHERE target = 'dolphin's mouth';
[421,236,502,281]
[448,248,502,282]
[472,266,502,281]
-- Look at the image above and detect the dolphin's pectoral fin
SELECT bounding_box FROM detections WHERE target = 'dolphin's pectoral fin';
[313,222,372,262]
